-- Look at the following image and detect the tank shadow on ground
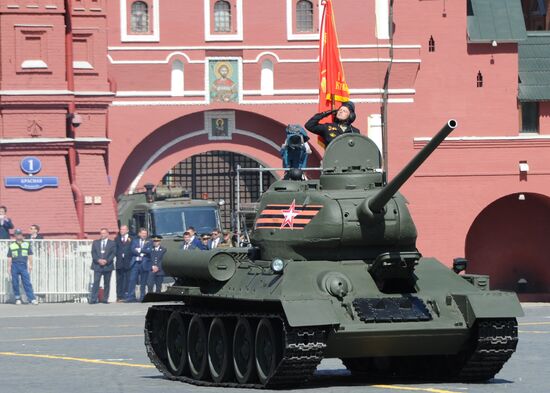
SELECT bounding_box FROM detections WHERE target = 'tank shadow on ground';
[140,369,513,389]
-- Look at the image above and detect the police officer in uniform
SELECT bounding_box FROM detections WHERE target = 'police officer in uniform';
[147,235,167,293]
[7,229,38,305]
[304,101,360,147]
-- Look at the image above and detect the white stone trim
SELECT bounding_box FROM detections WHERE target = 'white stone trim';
[14,24,54,28]
[108,44,422,51]
[128,127,279,193]
[0,90,71,95]
[120,0,160,42]
[107,53,204,64]
[112,100,209,106]
[116,90,204,97]
[204,0,243,42]
[0,89,114,96]
[171,60,185,96]
[0,137,111,144]
[108,52,421,65]
[112,98,414,106]
[413,135,550,142]
[368,114,383,158]
[260,60,274,95]
[375,0,389,40]
[74,91,116,96]
[286,0,322,41]
[73,61,93,69]
[115,88,415,97]
[21,60,48,69]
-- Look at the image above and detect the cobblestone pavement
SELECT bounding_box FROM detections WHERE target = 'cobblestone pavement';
[0,302,547,393]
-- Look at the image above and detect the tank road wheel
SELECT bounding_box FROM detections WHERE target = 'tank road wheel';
[166,312,187,376]
[233,317,255,384]
[187,315,209,380]
[208,317,234,383]
[254,318,282,385]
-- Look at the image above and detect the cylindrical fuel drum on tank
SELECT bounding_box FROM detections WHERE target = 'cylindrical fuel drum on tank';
[163,249,236,282]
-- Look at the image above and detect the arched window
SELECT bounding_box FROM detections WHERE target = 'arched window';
[296,0,314,32]
[214,0,231,32]
[171,60,184,97]
[131,1,149,33]
[261,60,274,95]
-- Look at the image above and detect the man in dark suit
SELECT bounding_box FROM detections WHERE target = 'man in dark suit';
[186,226,207,250]
[90,228,116,304]
[126,227,151,302]
[147,235,167,293]
[114,225,133,302]
[181,231,200,250]
[26,224,44,240]
[209,228,221,249]
[0,205,14,239]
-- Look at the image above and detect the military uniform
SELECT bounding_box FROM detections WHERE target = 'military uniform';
[7,240,37,304]
[147,236,166,293]
[304,102,360,147]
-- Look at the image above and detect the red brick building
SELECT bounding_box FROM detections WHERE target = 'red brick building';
[0,0,549,297]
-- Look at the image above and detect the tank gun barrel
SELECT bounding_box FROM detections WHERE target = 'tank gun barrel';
[360,119,457,219]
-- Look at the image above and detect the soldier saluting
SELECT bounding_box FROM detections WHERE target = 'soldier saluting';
[304,101,359,147]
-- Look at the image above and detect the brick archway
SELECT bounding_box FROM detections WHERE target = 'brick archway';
[115,109,321,197]
[465,193,550,297]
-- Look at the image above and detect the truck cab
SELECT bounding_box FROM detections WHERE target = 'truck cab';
[118,184,222,239]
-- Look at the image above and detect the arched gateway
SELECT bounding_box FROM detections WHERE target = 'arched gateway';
[465,193,550,296]
[115,110,321,228]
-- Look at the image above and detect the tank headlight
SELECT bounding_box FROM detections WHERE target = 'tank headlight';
[218,199,226,206]
[271,258,285,273]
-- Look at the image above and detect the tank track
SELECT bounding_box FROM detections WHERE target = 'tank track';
[455,318,518,382]
[342,318,518,382]
[144,304,327,388]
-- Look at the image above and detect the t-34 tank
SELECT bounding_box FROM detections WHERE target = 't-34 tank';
[143,119,523,388]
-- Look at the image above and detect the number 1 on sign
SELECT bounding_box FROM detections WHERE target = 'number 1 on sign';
[28,159,33,171]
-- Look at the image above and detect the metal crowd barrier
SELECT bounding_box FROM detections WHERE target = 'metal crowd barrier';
[0,239,93,303]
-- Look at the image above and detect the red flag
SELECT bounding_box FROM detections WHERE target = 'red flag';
[319,0,350,114]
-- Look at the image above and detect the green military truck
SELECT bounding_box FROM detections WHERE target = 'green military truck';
[118,184,222,240]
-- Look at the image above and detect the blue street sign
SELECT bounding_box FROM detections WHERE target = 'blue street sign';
[20,156,42,175]
[4,176,59,190]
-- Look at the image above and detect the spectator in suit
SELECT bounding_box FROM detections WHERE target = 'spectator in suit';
[209,228,221,249]
[126,228,152,302]
[26,224,44,240]
[186,226,206,250]
[90,228,116,304]
[114,225,133,302]
[147,235,167,293]
[181,231,200,250]
[0,205,14,239]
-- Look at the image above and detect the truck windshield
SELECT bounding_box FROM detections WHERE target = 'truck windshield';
[151,207,219,236]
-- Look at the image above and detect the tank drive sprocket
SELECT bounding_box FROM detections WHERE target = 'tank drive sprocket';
[342,318,518,382]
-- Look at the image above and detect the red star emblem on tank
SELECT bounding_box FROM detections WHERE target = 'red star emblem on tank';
[280,199,302,229]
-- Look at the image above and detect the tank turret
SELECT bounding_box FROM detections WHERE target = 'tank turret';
[251,120,457,261]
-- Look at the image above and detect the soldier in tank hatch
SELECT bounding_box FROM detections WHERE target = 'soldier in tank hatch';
[304,101,360,147]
